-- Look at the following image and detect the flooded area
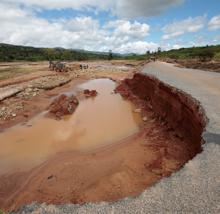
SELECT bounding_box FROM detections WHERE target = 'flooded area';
[0,79,142,175]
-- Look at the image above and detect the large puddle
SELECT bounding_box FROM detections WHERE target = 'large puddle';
[0,79,142,175]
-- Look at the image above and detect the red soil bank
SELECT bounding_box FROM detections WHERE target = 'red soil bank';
[116,73,207,154]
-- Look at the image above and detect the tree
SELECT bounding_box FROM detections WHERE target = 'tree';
[43,48,57,60]
[157,47,162,53]
[146,50,150,55]
[62,50,73,60]
[108,50,113,60]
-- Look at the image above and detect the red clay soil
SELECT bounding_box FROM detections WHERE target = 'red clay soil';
[0,118,197,212]
[83,89,98,98]
[116,73,207,155]
[48,94,79,119]
[0,74,207,212]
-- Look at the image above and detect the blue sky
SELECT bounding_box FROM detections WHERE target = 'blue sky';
[0,0,220,53]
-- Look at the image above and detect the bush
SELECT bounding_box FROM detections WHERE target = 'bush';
[214,52,220,60]
[197,50,214,62]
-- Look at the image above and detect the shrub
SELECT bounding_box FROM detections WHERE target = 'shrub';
[197,50,214,62]
[214,52,220,60]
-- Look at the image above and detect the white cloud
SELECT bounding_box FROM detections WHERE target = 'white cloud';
[162,16,206,40]
[172,44,182,49]
[114,41,158,54]
[2,0,184,18]
[106,20,150,39]
[0,2,157,54]
[208,15,220,31]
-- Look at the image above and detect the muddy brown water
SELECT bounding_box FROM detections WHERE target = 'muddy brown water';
[0,79,143,175]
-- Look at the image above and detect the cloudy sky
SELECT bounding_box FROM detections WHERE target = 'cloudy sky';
[0,0,220,54]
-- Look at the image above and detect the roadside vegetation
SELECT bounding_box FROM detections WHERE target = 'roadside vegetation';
[154,45,220,61]
[126,45,220,61]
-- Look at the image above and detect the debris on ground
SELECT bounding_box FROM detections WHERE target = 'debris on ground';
[17,87,41,100]
[0,102,24,120]
[0,85,24,101]
[48,94,79,119]
[133,108,141,113]
[30,75,72,90]
[84,89,98,98]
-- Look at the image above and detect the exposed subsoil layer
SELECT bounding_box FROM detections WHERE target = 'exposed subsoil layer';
[116,73,207,155]
[0,72,206,212]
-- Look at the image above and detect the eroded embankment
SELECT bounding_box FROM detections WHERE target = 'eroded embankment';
[116,73,207,156]
[0,75,208,212]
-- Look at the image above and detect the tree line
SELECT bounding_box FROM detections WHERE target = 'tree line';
[1,43,220,62]
[0,43,112,62]
[149,45,220,61]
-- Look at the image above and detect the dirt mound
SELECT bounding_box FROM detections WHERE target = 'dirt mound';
[84,89,98,98]
[48,94,79,119]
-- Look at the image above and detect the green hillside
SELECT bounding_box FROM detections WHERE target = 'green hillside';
[1,43,220,62]
[121,44,220,61]
[0,43,112,62]
[155,45,220,60]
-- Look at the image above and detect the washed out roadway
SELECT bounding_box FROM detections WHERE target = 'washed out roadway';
[15,61,220,214]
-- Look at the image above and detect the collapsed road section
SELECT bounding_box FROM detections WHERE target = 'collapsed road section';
[116,73,207,155]
[0,67,213,213]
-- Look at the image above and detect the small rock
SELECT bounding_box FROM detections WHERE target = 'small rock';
[32,92,37,97]
[134,108,141,113]
[12,113,17,117]
[1,107,6,111]
[47,175,54,180]
[26,88,33,93]
[142,116,148,122]
[84,89,98,98]
[48,94,79,119]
